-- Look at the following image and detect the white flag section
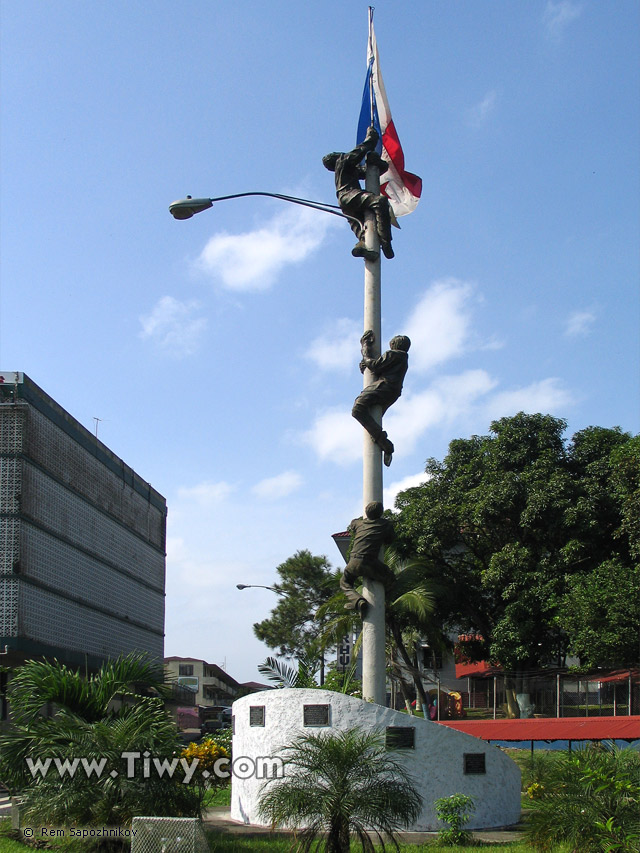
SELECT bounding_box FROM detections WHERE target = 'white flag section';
[357,9,422,217]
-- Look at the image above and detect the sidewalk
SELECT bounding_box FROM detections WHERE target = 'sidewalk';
[203,807,526,844]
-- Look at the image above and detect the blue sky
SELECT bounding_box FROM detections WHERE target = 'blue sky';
[1,1,638,684]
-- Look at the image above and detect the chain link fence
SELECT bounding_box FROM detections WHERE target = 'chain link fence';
[131,818,209,853]
[462,671,639,718]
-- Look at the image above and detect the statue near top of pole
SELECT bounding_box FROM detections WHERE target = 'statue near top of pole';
[322,126,395,262]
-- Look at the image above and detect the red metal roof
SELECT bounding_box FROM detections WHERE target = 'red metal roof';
[438,715,640,742]
[588,669,639,684]
[455,660,497,678]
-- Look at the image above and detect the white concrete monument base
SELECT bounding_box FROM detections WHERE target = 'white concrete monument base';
[230,689,520,831]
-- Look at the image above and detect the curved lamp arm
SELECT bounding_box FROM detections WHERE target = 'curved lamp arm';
[169,193,361,228]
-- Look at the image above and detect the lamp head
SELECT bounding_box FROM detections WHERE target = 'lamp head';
[236,584,248,590]
[169,196,213,220]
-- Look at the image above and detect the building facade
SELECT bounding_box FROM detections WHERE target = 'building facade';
[164,656,242,707]
[0,372,166,676]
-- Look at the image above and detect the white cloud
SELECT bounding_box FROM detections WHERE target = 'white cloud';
[301,408,361,466]
[306,318,362,371]
[196,205,334,291]
[176,480,235,505]
[302,370,497,466]
[301,370,575,467]
[485,378,575,419]
[543,1,583,38]
[384,472,431,510]
[252,471,303,500]
[565,309,596,338]
[468,90,497,127]
[386,370,498,454]
[139,296,207,357]
[404,279,475,372]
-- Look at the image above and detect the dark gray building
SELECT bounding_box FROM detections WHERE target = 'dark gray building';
[0,372,166,679]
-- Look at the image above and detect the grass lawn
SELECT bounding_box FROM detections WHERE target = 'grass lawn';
[204,783,231,807]
[206,836,531,852]
[1,818,532,852]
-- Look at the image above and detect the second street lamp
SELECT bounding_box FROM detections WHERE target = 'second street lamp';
[236,583,282,595]
[169,192,361,227]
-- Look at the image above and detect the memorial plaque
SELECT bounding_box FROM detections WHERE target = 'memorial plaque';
[303,704,330,726]
[249,705,265,727]
[385,726,415,749]
[464,752,486,774]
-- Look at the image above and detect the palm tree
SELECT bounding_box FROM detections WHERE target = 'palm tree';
[0,654,202,831]
[258,654,319,688]
[257,728,422,852]
[318,549,446,714]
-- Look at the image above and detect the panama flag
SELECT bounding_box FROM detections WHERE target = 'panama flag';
[357,8,422,217]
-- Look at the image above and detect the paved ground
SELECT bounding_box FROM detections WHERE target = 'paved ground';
[203,807,526,844]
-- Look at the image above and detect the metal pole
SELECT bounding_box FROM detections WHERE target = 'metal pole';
[585,678,589,717]
[360,155,386,706]
[557,672,561,719]
[493,675,497,720]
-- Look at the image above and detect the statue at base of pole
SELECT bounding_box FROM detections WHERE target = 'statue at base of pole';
[340,501,395,617]
[352,332,410,467]
[322,126,394,261]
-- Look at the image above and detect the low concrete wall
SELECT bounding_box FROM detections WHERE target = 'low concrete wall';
[230,689,521,831]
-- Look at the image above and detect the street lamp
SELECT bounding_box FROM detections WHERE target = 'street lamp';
[236,583,283,595]
[169,193,360,226]
[236,582,326,685]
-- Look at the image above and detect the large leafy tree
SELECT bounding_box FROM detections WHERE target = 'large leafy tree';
[393,413,637,713]
[252,550,336,659]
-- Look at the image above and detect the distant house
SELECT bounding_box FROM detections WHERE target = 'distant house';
[164,656,269,707]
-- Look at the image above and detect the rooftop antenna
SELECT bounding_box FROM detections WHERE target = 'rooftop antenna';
[93,417,103,438]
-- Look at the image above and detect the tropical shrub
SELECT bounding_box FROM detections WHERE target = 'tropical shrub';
[524,745,640,852]
[434,793,475,846]
[181,737,229,787]
[0,655,203,834]
[257,728,422,852]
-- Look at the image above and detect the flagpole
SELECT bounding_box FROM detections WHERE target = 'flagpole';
[368,7,375,127]
[360,6,386,706]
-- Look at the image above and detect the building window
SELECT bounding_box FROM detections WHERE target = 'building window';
[303,704,330,727]
[422,647,443,670]
[179,664,194,676]
[385,727,415,749]
[464,753,486,774]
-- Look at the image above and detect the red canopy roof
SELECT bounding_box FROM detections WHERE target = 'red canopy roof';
[438,715,640,742]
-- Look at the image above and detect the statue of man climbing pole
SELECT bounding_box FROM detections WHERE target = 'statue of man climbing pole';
[322,126,395,262]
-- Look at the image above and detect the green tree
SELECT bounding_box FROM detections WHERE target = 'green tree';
[0,655,202,832]
[257,728,422,852]
[252,550,336,662]
[393,413,637,715]
[319,549,443,715]
[559,559,640,668]
[611,435,640,562]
